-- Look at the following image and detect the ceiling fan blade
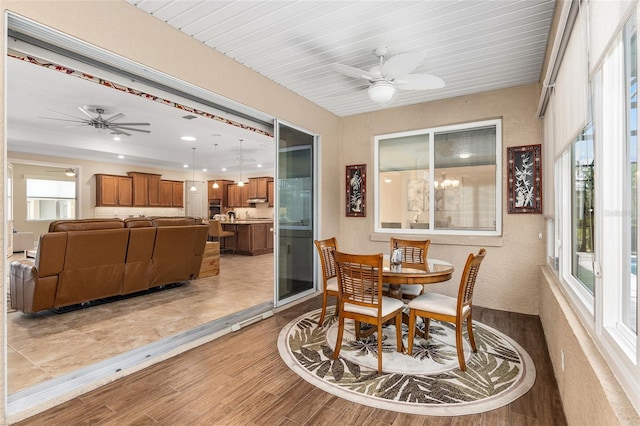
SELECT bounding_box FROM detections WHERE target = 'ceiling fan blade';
[112,126,151,133]
[381,51,426,79]
[395,73,445,90]
[105,113,125,122]
[109,122,150,126]
[77,106,95,120]
[38,116,87,123]
[42,108,86,121]
[331,63,373,80]
[110,128,132,136]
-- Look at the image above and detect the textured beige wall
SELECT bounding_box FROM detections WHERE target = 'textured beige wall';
[539,267,640,425]
[339,83,545,315]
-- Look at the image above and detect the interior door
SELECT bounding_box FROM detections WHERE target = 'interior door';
[275,121,317,307]
[185,180,205,218]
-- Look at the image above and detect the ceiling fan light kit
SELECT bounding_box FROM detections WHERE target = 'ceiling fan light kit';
[333,46,444,107]
[64,168,76,177]
[368,81,397,104]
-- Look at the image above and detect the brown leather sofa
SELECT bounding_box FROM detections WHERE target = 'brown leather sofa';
[10,217,208,314]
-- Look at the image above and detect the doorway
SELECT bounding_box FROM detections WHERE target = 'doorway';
[275,121,318,306]
[4,13,284,419]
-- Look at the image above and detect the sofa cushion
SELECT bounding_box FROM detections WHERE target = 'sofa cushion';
[49,219,124,232]
[149,216,203,226]
[124,218,153,228]
[123,227,156,294]
[35,232,68,277]
[150,225,208,286]
[54,229,129,307]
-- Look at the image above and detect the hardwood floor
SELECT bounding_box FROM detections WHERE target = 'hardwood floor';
[14,297,567,425]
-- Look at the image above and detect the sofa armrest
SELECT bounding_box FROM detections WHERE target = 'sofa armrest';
[10,260,58,314]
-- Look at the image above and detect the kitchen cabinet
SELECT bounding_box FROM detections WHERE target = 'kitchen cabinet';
[227,183,250,207]
[222,221,273,255]
[95,174,133,207]
[248,177,273,199]
[172,181,184,207]
[161,180,184,207]
[268,180,275,207]
[128,172,162,207]
[208,179,234,208]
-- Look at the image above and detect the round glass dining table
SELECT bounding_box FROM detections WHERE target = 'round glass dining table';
[382,257,454,300]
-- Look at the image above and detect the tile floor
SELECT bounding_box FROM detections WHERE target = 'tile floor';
[6,253,274,394]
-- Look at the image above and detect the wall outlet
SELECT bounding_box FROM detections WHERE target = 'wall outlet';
[561,349,565,372]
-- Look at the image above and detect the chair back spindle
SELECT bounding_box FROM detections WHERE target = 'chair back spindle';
[458,248,486,314]
[390,238,430,271]
[336,258,380,307]
[313,237,340,327]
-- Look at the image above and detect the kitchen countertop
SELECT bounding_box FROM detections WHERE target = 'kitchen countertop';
[221,219,273,225]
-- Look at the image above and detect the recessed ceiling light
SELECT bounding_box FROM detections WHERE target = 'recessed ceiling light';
[183,164,189,168]
[118,155,125,159]
[113,136,121,141]
[181,136,196,141]
[459,153,471,159]
[221,167,227,172]
[384,178,392,183]
[202,168,207,172]
[257,164,262,168]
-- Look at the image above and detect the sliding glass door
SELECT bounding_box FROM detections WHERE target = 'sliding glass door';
[274,121,317,306]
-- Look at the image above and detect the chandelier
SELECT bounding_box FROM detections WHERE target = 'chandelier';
[434,171,460,189]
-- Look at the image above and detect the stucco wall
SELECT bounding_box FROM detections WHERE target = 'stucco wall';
[338,83,545,315]
[539,267,640,425]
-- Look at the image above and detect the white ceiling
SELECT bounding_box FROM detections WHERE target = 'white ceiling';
[128,0,555,116]
[7,1,555,176]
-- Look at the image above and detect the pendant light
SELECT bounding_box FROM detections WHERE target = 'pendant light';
[189,147,197,192]
[237,139,245,187]
[212,143,219,189]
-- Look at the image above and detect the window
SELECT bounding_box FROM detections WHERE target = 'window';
[375,119,501,235]
[571,125,595,295]
[550,7,640,413]
[26,178,76,221]
[624,16,637,334]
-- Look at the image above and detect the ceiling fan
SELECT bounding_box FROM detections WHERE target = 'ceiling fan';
[45,168,77,176]
[39,105,151,136]
[332,47,445,105]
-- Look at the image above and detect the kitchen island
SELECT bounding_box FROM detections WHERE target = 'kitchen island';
[221,220,274,255]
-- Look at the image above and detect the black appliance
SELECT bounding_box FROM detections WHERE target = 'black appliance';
[209,202,221,219]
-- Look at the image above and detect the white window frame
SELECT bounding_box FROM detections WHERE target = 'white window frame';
[553,13,640,413]
[373,119,502,236]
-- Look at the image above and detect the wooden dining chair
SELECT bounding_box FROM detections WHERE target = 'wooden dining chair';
[314,237,340,327]
[385,237,431,299]
[333,251,405,373]
[407,248,486,371]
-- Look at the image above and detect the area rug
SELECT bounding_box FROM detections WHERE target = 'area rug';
[277,308,536,416]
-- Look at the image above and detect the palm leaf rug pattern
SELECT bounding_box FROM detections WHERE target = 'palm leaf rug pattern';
[278,308,535,416]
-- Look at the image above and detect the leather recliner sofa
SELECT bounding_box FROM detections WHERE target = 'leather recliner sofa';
[10,217,209,314]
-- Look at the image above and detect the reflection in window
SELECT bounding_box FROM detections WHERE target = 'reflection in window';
[625,17,637,333]
[26,178,76,220]
[376,120,500,235]
[571,125,595,295]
